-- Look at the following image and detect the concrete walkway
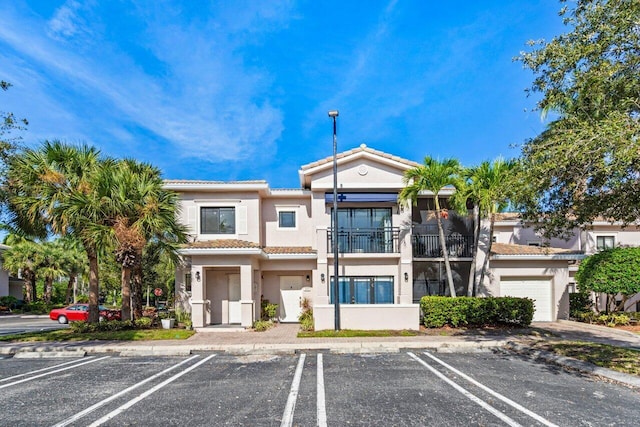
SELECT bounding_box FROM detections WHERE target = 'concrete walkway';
[2,320,638,357]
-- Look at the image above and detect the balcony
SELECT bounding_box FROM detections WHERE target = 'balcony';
[328,227,400,254]
[412,234,474,258]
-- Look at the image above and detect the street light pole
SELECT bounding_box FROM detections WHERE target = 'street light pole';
[328,109,340,331]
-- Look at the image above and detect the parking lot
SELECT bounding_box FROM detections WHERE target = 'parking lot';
[0,350,638,426]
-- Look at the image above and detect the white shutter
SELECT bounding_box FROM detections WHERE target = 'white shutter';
[236,205,248,235]
[187,206,197,234]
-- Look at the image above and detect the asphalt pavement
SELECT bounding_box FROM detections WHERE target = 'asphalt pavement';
[1,317,639,389]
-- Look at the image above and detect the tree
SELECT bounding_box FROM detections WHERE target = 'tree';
[400,157,462,297]
[2,240,39,302]
[104,159,186,320]
[515,0,640,235]
[461,159,515,296]
[5,141,111,322]
[0,81,28,165]
[575,247,640,312]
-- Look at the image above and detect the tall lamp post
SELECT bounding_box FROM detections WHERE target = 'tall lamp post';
[328,109,340,331]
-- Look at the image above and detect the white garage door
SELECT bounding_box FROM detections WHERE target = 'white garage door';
[500,278,553,322]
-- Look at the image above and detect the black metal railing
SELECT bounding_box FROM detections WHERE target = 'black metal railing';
[412,234,474,258]
[328,227,400,253]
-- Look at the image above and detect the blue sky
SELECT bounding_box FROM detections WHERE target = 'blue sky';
[1,0,565,188]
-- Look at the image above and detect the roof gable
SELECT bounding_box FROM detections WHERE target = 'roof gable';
[299,144,418,189]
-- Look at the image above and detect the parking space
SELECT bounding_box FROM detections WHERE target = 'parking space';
[0,351,638,426]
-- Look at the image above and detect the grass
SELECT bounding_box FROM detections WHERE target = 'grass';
[0,328,195,342]
[532,341,640,376]
[298,329,419,338]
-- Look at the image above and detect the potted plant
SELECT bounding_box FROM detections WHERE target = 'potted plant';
[159,311,175,329]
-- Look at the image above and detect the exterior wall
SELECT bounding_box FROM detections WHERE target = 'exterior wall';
[488,259,571,321]
[314,304,419,330]
[493,222,581,250]
[0,269,8,298]
[262,197,313,247]
[178,191,262,244]
[584,224,640,254]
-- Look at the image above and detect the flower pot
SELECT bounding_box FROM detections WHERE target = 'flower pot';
[161,318,175,329]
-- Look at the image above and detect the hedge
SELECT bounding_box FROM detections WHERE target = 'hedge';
[420,296,534,328]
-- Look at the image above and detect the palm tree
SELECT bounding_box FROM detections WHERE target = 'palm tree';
[5,141,110,322]
[38,241,66,304]
[463,159,515,295]
[400,157,462,297]
[2,240,39,302]
[104,159,187,320]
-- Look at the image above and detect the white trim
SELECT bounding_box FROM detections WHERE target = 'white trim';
[164,182,268,191]
[276,207,298,231]
[264,253,317,260]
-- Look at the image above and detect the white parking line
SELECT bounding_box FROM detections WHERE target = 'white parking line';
[317,354,327,427]
[0,357,95,383]
[51,355,202,427]
[422,351,559,427]
[0,356,110,390]
[407,352,523,427]
[280,353,306,427]
[87,354,216,427]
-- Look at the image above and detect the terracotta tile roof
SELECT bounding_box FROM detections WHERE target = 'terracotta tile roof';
[494,212,522,221]
[491,243,582,256]
[183,239,261,249]
[182,240,315,255]
[300,144,420,170]
[263,247,316,255]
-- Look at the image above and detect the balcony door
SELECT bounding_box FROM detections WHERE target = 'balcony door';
[333,208,392,253]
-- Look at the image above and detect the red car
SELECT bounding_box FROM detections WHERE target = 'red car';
[49,304,121,324]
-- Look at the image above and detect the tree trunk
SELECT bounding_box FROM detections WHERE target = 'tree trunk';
[131,262,144,320]
[121,267,132,321]
[23,268,34,303]
[435,198,456,297]
[467,203,480,297]
[65,274,76,304]
[478,213,496,292]
[86,247,100,323]
[44,277,53,304]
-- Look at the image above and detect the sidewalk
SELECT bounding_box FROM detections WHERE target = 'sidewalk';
[2,320,638,357]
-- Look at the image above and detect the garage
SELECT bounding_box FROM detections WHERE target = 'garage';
[500,278,553,322]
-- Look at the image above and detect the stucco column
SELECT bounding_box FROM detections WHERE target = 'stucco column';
[190,266,207,328]
[315,227,329,304]
[240,264,254,327]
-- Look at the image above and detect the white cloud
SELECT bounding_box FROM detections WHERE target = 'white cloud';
[0,1,292,164]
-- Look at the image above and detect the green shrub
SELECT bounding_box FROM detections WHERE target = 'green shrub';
[0,296,19,309]
[298,298,314,331]
[569,292,593,318]
[261,300,278,320]
[253,320,274,332]
[420,296,534,328]
[134,317,153,329]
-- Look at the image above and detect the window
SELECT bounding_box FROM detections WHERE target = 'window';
[596,235,615,251]
[185,273,192,293]
[201,207,235,234]
[527,241,541,247]
[329,276,394,304]
[278,211,296,228]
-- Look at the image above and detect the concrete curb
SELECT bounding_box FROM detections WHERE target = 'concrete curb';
[504,342,640,389]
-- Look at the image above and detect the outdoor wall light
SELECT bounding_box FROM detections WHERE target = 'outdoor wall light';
[404,272,409,282]
[195,271,201,282]
[321,273,325,283]
[306,274,310,282]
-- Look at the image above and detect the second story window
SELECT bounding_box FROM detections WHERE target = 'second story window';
[278,211,296,228]
[201,207,235,234]
[596,235,615,251]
